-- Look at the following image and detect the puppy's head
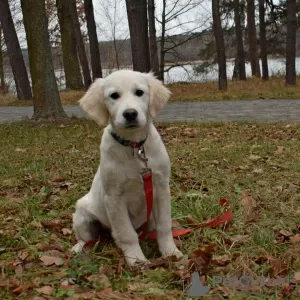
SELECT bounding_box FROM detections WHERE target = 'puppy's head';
[79,70,170,128]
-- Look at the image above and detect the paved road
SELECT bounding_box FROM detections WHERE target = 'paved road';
[0,100,299,124]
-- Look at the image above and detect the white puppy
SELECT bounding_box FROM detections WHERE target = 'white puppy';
[72,70,183,266]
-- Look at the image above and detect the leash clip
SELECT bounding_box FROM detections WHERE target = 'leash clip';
[137,146,148,168]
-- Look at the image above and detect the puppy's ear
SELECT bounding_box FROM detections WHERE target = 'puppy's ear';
[146,72,171,118]
[79,78,109,126]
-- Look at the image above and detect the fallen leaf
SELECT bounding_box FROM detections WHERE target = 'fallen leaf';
[62,228,72,235]
[13,284,34,294]
[116,257,125,275]
[87,274,111,289]
[269,258,288,276]
[185,215,199,226]
[279,229,293,237]
[41,220,61,229]
[241,190,257,214]
[212,254,231,266]
[291,234,300,243]
[189,244,217,274]
[40,255,64,266]
[274,146,285,155]
[248,154,261,161]
[0,278,20,289]
[15,148,26,152]
[36,286,53,295]
[280,283,295,297]
[18,251,29,261]
[134,258,169,272]
[295,271,300,282]
[99,264,115,277]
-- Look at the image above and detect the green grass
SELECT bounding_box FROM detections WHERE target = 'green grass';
[1,76,300,107]
[1,120,300,299]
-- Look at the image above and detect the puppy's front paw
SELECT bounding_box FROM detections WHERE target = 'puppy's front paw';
[123,246,149,267]
[71,240,85,253]
[161,245,183,261]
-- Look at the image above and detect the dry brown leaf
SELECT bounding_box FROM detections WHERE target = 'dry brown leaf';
[294,271,300,282]
[291,234,300,243]
[40,255,64,266]
[87,273,111,288]
[185,215,199,226]
[279,229,293,237]
[61,228,72,235]
[36,286,53,295]
[269,258,288,277]
[212,254,231,266]
[13,283,34,294]
[248,154,261,161]
[189,244,217,274]
[274,146,285,155]
[241,190,257,214]
[69,292,98,300]
[41,220,61,229]
[18,251,29,261]
[99,264,115,277]
[0,278,20,289]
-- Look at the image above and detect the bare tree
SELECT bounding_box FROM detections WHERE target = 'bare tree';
[99,0,129,70]
[70,0,92,89]
[125,0,150,72]
[148,0,159,76]
[247,0,261,77]
[0,0,32,100]
[21,0,66,119]
[56,0,83,90]
[234,0,246,80]
[157,0,207,82]
[259,0,269,80]
[286,0,297,86]
[84,0,102,79]
[212,0,227,90]
[0,26,6,94]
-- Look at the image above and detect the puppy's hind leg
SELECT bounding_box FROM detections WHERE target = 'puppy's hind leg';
[72,202,104,253]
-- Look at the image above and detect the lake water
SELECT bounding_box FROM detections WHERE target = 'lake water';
[3,57,300,93]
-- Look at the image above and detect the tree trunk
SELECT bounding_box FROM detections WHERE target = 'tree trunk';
[56,0,83,90]
[286,0,297,86]
[148,0,159,77]
[0,0,32,100]
[0,27,6,94]
[21,0,67,119]
[159,0,166,81]
[125,0,150,73]
[212,0,227,91]
[259,0,269,80]
[234,0,246,80]
[84,0,102,79]
[70,0,92,89]
[247,0,261,78]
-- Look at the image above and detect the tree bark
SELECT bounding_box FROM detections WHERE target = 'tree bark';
[56,0,83,90]
[84,0,102,79]
[247,0,261,78]
[0,27,6,94]
[70,0,92,89]
[212,0,227,91]
[0,0,32,100]
[148,0,159,77]
[286,0,297,86]
[259,0,269,80]
[21,0,67,119]
[234,0,246,80]
[125,0,150,73]
[159,0,166,81]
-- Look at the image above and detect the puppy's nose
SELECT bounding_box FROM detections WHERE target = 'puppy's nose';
[123,109,138,121]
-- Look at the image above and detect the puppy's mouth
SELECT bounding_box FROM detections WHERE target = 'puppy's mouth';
[125,122,139,129]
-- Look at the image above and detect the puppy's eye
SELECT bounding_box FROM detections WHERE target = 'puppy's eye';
[135,89,144,97]
[110,92,120,100]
